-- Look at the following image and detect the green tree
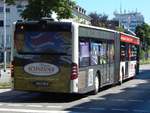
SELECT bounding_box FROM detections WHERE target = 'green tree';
[116,26,125,32]
[89,12,124,31]
[135,23,150,50]
[5,0,75,20]
[5,0,15,5]
[89,12,108,27]
[135,23,150,60]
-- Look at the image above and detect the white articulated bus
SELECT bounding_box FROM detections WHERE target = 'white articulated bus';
[13,20,140,94]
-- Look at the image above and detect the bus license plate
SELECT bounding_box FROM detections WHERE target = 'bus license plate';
[32,81,49,87]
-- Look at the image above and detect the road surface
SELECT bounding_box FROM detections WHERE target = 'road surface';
[0,64,149,113]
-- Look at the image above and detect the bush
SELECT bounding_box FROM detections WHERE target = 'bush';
[140,49,145,60]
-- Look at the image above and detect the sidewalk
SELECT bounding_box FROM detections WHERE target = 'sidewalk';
[0,88,12,93]
[140,64,150,70]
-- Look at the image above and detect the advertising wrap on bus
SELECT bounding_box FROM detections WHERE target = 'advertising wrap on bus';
[24,62,59,76]
[14,31,72,93]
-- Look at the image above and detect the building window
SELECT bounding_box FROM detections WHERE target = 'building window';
[17,20,23,22]
[17,9,23,12]
[6,8,10,13]
[6,25,10,27]
[16,5,23,8]
[0,7,3,12]
[17,4,24,13]
[0,20,4,27]
[0,7,10,13]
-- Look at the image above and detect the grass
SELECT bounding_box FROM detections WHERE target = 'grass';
[0,82,13,89]
[140,58,150,65]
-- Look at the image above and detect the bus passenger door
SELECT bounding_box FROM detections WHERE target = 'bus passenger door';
[125,44,129,78]
[107,42,115,84]
[99,42,107,85]
[99,41,115,86]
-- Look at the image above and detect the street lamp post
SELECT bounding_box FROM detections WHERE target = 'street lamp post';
[3,0,7,71]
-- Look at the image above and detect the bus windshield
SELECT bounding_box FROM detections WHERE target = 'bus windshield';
[15,32,71,55]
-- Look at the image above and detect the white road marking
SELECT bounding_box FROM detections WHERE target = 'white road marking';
[111,99,126,102]
[133,109,150,113]
[73,107,84,109]
[7,104,23,107]
[88,107,105,110]
[46,105,63,108]
[128,100,144,102]
[0,108,77,113]
[90,97,106,100]
[26,104,43,108]
[112,108,128,111]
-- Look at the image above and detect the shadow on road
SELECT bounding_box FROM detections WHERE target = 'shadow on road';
[0,90,86,103]
[65,68,150,113]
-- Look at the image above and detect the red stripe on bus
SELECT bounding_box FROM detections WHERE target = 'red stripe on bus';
[120,34,140,45]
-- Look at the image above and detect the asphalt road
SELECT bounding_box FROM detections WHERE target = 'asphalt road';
[0,64,150,113]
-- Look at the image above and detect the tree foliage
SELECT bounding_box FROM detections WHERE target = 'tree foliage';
[5,0,15,4]
[116,26,125,32]
[5,0,75,20]
[89,12,121,31]
[89,12,108,27]
[135,23,150,50]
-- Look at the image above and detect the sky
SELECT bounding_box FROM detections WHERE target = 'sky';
[76,0,150,24]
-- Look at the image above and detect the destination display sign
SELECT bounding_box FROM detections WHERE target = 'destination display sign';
[120,34,140,45]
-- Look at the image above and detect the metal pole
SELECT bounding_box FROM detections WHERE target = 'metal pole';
[3,0,7,71]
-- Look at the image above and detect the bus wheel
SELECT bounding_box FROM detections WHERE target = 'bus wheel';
[92,74,100,95]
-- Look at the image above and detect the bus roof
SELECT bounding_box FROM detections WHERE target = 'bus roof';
[75,22,118,33]
[15,20,139,42]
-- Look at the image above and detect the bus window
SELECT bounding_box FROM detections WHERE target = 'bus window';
[90,42,99,65]
[99,42,107,64]
[108,43,114,63]
[15,32,71,55]
[15,33,24,53]
[79,41,90,67]
[131,45,137,61]
[120,43,126,61]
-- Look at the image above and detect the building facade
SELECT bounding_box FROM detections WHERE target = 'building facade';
[0,0,27,64]
[59,5,91,25]
[71,5,91,25]
[0,0,27,46]
[114,11,144,32]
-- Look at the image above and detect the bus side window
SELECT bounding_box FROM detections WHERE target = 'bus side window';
[90,42,99,66]
[79,41,90,67]
[120,43,126,61]
[131,45,137,61]
[108,43,115,63]
[99,42,107,64]
[125,43,129,61]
